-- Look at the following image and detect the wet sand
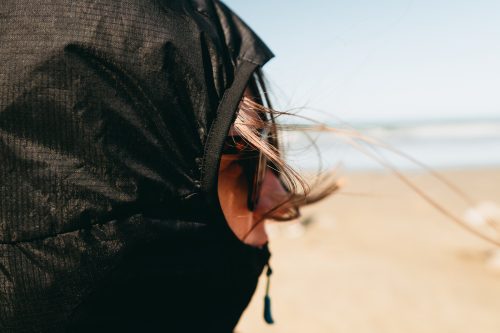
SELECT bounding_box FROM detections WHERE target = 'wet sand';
[236,168,500,333]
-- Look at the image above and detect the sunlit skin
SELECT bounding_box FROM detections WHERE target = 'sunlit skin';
[218,90,291,247]
[218,157,290,247]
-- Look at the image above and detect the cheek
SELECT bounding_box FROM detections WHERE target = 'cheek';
[218,163,253,238]
[217,162,269,247]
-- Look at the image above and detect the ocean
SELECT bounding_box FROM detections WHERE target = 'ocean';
[280,118,500,172]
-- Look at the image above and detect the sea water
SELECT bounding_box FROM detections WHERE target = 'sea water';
[281,118,500,172]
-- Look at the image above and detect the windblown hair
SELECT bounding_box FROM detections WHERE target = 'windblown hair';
[233,95,341,226]
[234,90,500,247]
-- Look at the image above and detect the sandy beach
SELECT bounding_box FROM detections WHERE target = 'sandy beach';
[236,168,500,333]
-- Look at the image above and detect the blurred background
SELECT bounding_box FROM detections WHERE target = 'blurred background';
[223,1,500,332]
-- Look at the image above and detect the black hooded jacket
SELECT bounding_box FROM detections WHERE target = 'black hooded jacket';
[0,0,274,331]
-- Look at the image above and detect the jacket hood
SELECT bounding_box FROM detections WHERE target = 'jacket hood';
[0,0,274,242]
[0,1,274,331]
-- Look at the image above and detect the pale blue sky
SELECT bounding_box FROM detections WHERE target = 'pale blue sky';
[224,1,500,123]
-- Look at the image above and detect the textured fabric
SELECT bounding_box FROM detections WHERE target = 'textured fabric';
[0,0,274,331]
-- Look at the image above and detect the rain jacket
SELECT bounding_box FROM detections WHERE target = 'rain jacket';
[0,0,274,331]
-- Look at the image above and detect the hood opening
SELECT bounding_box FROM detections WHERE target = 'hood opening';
[200,59,259,230]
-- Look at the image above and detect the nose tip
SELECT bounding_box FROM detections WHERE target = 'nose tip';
[253,169,292,219]
[263,169,289,198]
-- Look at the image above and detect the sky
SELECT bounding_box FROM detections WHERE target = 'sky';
[223,1,500,123]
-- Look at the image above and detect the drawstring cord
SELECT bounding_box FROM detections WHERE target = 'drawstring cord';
[263,263,274,324]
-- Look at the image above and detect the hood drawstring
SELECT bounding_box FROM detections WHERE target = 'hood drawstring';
[263,262,274,324]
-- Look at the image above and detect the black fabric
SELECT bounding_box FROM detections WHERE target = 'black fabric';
[0,0,274,331]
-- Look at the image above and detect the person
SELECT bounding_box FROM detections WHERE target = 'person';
[0,0,338,331]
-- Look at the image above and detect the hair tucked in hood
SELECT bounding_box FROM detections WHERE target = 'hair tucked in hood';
[0,0,273,331]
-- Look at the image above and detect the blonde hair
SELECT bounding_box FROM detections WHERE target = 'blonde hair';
[234,95,500,247]
[233,96,341,225]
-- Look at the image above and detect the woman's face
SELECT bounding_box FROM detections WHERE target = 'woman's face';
[218,91,290,247]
